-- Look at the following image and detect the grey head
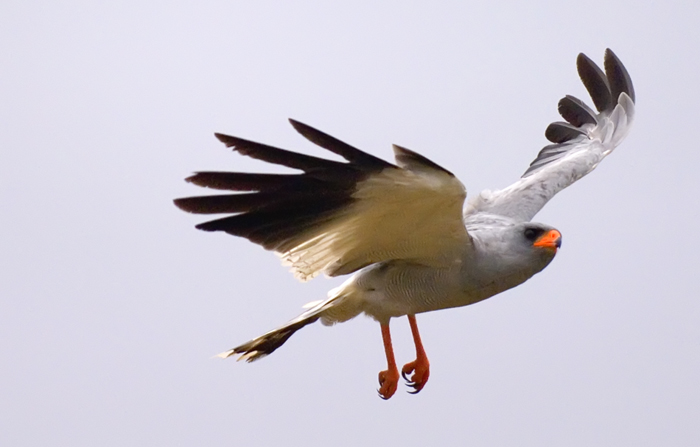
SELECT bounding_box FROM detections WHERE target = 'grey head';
[467,221,562,287]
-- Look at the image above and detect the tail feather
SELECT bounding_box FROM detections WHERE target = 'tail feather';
[218,298,337,362]
[218,281,364,362]
[219,315,319,362]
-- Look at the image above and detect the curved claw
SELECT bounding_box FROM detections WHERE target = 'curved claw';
[377,368,399,400]
[405,382,426,394]
[401,358,430,394]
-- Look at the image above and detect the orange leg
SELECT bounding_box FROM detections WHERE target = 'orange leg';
[377,322,399,400]
[401,314,430,394]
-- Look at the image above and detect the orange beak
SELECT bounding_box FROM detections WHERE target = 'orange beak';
[533,229,562,250]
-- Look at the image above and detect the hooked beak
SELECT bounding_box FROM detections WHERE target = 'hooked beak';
[533,229,562,250]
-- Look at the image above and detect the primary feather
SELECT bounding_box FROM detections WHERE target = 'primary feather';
[464,49,635,222]
[175,121,470,281]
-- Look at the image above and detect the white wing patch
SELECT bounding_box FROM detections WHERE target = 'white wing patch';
[281,166,469,281]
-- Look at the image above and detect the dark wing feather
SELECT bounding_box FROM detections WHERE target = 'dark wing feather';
[576,53,612,112]
[176,120,469,280]
[604,48,636,103]
[184,172,311,191]
[466,49,635,223]
[557,95,598,127]
[522,49,635,177]
[176,127,387,254]
[214,133,349,173]
[544,121,587,143]
[288,119,393,169]
[393,144,454,175]
[194,198,348,252]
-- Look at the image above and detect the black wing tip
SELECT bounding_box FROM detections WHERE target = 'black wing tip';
[183,171,238,189]
[577,49,635,113]
[287,118,394,169]
[527,49,634,178]
[392,144,454,176]
[173,197,196,213]
[287,118,308,137]
[287,117,303,130]
[286,118,322,144]
[604,48,636,103]
[214,132,232,145]
[174,196,224,215]
[604,48,617,61]
[183,172,236,190]
[214,132,261,152]
[544,121,586,143]
[184,173,209,187]
[214,132,252,151]
[576,51,612,112]
[557,95,598,127]
[561,49,634,125]
[173,197,188,211]
[575,52,589,68]
[179,122,387,248]
[184,171,305,192]
[194,219,224,232]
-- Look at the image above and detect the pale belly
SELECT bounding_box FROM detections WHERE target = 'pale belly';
[353,259,544,322]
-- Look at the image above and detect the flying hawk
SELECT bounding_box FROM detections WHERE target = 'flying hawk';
[175,49,635,399]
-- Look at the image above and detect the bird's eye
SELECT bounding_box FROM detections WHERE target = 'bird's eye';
[524,228,539,241]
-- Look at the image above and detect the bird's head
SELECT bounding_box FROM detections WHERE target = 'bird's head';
[466,221,563,288]
[489,222,562,269]
[522,223,562,252]
[497,222,562,277]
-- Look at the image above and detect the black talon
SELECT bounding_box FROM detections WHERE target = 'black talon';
[407,382,424,394]
[401,370,412,382]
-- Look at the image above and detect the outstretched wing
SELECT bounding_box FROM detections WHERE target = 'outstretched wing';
[464,49,635,223]
[175,120,470,281]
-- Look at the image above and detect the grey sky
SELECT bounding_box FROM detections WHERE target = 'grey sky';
[2,1,699,445]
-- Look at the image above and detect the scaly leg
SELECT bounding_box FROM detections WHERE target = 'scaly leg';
[377,322,399,400]
[402,314,430,394]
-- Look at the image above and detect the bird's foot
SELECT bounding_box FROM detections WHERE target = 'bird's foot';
[401,357,430,394]
[377,367,399,400]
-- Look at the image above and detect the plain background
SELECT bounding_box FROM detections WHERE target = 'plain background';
[2,1,699,446]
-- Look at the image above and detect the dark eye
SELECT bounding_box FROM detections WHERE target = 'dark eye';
[524,228,539,241]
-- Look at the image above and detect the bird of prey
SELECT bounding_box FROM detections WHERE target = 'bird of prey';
[175,49,635,399]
